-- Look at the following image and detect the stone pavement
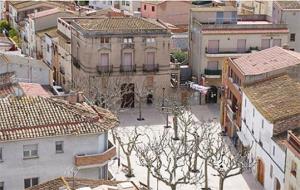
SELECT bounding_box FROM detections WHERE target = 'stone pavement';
[109,104,264,190]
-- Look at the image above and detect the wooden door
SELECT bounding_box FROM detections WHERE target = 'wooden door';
[257,159,264,186]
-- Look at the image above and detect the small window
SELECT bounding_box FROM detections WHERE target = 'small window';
[100,37,109,43]
[55,141,64,153]
[262,120,264,128]
[24,178,39,188]
[144,5,146,10]
[125,1,129,6]
[253,108,255,117]
[23,144,38,159]
[152,6,155,12]
[291,160,297,177]
[0,182,3,190]
[270,164,273,178]
[273,146,276,156]
[290,33,296,42]
[123,37,133,43]
[47,44,50,52]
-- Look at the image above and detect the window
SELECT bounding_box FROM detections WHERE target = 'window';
[261,39,270,50]
[152,6,155,12]
[47,44,50,52]
[253,108,255,117]
[146,38,155,43]
[24,178,38,188]
[237,39,246,53]
[273,39,282,47]
[0,182,3,190]
[270,164,273,178]
[125,1,129,6]
[23,144,38,159]
[207,61,218,70]
[291,160,297,177]
[144,4,146,10]
[0,148,2,161]
[147,52,155,65]
[100,37,109,43]
[123,37,133,43]
[55,141,64,153]
[290,33,296,42]
[273,146,276,156]
[100,53,109,66]
[207,40,219,53]
[261,120,264,128]
[122,0,125,5]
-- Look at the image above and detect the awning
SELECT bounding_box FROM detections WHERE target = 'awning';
[237,131,250,147]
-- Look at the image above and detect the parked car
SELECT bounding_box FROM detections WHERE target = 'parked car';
[52,85,65,96]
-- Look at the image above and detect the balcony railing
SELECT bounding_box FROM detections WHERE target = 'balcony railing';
[74,141,116,167]
[120,64,136,72]
[204,69,222,75]
[206,47,251,54]
[143,64,159,72]
[96,65,113,74]
[99,43,111,49]
[122,43,134,49]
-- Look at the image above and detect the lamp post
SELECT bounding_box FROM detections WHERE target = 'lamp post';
[161,87,165,110]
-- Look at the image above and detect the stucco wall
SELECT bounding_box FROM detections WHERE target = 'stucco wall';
[0,133,107,190]
[241,93,285,190]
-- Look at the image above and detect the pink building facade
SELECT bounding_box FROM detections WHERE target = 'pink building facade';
[141,1,192,27]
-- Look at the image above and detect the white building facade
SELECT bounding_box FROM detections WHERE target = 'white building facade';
[240,92,285,190]
[0,96,118,190]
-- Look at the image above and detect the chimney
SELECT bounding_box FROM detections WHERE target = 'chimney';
[77,91,84,103]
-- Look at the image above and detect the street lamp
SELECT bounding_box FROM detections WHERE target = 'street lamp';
[161,87,165,110]
[164,111,171,128]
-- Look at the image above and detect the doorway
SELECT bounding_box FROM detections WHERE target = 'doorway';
[257,158,265,186]
[274,178,281,190]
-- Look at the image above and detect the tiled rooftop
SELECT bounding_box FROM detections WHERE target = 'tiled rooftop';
[0,96,118,141]
[276,1,300,9]
[232,46,300,76]
[74,17,167,32]
[243,75,300,123]
[25,177,130,190]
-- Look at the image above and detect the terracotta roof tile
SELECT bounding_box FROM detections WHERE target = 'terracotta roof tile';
[243,75,300,123]
[0,96,118,142]
[232,46,300,76]
[74,17,167,32]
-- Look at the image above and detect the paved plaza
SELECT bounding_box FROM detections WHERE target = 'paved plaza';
[109,104,264,190]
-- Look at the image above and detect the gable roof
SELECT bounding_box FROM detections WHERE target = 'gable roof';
[0,96,118,142]
[232,46,300,76]
[243,75,300,123]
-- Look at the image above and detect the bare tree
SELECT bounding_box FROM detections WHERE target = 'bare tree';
[135,120,204,190]
[112,126,143,177]
[209,138,252,190]
[134,80,154,121]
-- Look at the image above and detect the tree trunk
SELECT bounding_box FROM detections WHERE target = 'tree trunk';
[126,155,134,177]
[219,178,225,190]
[147,167,150,189]
[139,99,142,118]
[170,184,176,190]
[204,159,208,189]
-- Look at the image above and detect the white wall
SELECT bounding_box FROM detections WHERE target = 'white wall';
[89,0,114,9]
[0,133,107,190]
[0,54,52,85]
[240,93,285,190]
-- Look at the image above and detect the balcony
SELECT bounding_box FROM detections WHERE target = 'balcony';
[120,64,136,73]
[122,43,134,49]
[74,141,116,168]
[226,103,236,122]
[205,47,251,58]
[99,43,111,50]
[204,69,222,78]
[143,64,159,72]
[96,65,113,74]
[228,77,242,95]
